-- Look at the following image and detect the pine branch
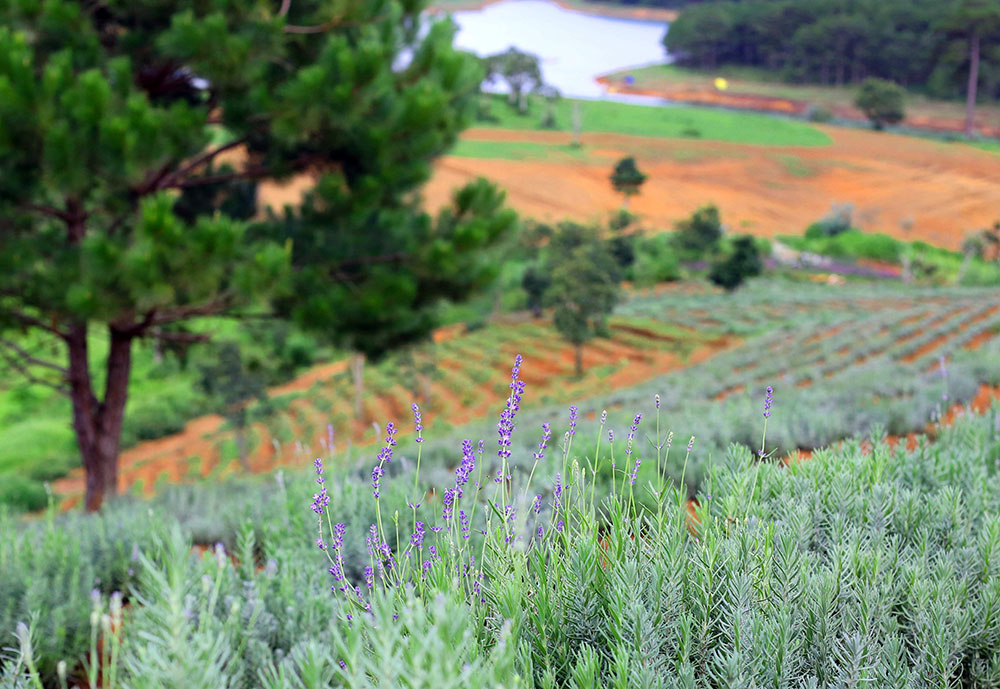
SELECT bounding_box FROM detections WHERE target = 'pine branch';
[0,342,68,395]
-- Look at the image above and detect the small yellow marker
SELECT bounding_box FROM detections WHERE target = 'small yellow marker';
[714,77,728,91]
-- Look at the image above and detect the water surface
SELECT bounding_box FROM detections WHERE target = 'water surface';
[450,0,669,98]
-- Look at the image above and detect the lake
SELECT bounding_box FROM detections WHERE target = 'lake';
[449,0,669,99]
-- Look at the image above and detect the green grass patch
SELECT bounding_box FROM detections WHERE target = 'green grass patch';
[450,139,593,162]
[773,153,815,177]
[479,95,831,147]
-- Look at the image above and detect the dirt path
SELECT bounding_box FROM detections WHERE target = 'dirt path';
[425,127,1000,250]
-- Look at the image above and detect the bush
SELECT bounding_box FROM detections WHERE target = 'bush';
[709,234,764,290]
[633,234,682,285]
[855,77,906,130]
[674,204,724,255]
[807,202,855,237]
[0,476,47,512]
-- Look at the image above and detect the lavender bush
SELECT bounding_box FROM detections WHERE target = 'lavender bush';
[7,354,1000,688]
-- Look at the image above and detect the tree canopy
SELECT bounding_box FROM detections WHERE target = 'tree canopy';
[854,78,906,129]
[0,0,515,510]
[665,0,1000,104]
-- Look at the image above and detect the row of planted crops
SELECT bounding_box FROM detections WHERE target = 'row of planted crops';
[5,339,1000,687]
[71,278,1000,507]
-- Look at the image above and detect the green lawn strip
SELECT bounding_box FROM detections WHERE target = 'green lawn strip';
[450,139,595,162]
[607,63,1000,124]
[478,95,831,147]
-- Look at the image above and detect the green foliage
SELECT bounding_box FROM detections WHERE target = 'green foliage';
[609,156,648,202]
[855,78,906,129]
[477,95,832,147]
[547,225,622,374]
[0,0,517,507]
[709,235,764,290]
[7,381,1000,687]
[674,204,724,255]
[805,202,855,238]
[482,47,544,114]
[665,0,1000,100]
[632,234,682,285]
[522,266,552,318]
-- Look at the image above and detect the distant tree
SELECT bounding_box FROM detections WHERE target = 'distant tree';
[483,47,543,114]
[854,78,906,130]
[537,85,561,129]
[607,210,642,270]
[0,0,514,510]
[522,266,552,318]
[546,225,621,377]
[197,343,269,471]
[674,204,724,254]
[610,157,648,210]
[709,235,764,291]
[939,0,1000,136]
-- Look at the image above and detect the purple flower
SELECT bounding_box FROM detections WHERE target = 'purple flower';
[410,521,425,549]
[630,455,642,485]
[655,394,660,409]
[364,566,374,589]
[568,405,578,436]
[371,464,385,498]
[459,510,471,539]
[442,488,456,520]
[608,429,614,443]
[311,458,330,514]
[600,409,607,425]
[455,440,476,487]
[763,386,773,419]
[534,423,552,460]
[625,414,641,456]
[687,436,695,452]
[412,403,424,442]
[553,473,563,511]
[532,494,542,514]
[497,356,526,461]
[537,525,544,538]
[370,423,398,498]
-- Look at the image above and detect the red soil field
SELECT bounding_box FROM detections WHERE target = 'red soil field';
[424,126,1000,250]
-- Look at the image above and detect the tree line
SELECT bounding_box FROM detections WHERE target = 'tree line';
[665,0,1000,130]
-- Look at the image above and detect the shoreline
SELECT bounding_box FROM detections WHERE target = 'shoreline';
[427,0,677,22]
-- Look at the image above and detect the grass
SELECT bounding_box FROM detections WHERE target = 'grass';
[5,364,1000,687]
[606,63,1000,127]
[478,95,832,147]
[450,139,596,162]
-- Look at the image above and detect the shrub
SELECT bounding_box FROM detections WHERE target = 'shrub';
[855,77,906,130]
[0,476,47,512]
[709,235,764,290]
[633,234,682,285]
[674,204,724,255]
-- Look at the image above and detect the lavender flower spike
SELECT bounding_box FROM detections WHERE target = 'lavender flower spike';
[763,386,773,419]
[412,403,424,443]
[568,405,578,437]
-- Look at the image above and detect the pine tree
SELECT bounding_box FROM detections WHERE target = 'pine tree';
[0,0,515,510]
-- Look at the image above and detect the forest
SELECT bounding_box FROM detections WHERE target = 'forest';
[664,0,1000,99]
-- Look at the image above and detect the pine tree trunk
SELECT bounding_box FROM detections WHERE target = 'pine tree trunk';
[69,323,133,512]
[574,343,583,378]
[352,352,365,420]
[966,33,980,137]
